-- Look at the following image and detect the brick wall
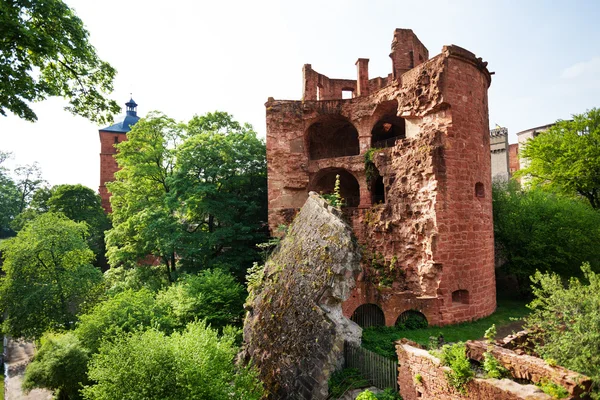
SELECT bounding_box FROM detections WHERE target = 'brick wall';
[98,130,127,212]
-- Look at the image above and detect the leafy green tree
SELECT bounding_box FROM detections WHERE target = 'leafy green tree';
[23,332,90,400]
[14,162,46,213]
[103,265,170,296]
[74,288,173,353]
[525,264,600,397]
[156,270,246,330]
[0,151,19,237]
[517,108,600,209]
[48,184,111,268]
[0,212,103,338]
[0,0,119,123]
[106,111,267,279]
[82,322,264,400]
[493,181,600,293]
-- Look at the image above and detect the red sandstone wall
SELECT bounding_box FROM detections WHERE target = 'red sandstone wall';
[509,143,519,175]
[267,31,496,328]
[99,131,127,212]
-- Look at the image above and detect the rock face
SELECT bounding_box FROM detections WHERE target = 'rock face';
[266,28,496,327]
[242,193,362,400]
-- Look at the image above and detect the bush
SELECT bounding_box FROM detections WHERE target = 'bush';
[23,332,89,400]
[82,322,263,400]
[328,368,369,398]
[437,342,473,394]
[75,288,173,353]
[493,181,600,294]
[525,263,600,397]
[104,265,170,296]
[156,270,245,330]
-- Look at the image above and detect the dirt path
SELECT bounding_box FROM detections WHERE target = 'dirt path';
[4,338,53,400]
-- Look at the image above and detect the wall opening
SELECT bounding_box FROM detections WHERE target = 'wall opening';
[372,175,385,204]
[342,90,354,99]
[371,100,406,148]
[452,289,470,305]
[307,116,359,160]
[114,136,119,144]
[475,182,485,198]
[395,310,428,329]
[351,303,385,328]
[312,168,360,207]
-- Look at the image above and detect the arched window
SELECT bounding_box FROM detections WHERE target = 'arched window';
[312,168,360,207]
[395,310,428,330]
[351,303,386,328]
[371,100,405,148]
[307,116,359,160]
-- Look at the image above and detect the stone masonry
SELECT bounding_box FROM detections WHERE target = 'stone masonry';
[242,193,362,399]
[266,29,496,327]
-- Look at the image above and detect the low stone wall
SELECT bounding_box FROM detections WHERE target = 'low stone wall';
[466,340,592,398]
[396,339,554,400]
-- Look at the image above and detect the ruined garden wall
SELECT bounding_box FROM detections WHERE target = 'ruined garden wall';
[266,29,496,328]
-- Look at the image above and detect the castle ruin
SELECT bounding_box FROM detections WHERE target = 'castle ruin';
[266,28,496,327]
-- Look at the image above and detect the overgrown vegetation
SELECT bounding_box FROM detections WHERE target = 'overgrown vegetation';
[493,180,600,294]
[322,174,344,207]
[481,325,508,379]
[356,388,402,400]
[328,368,369,398]
[525,263,600,398]
[364,148,382,185]
[436,342,473,394]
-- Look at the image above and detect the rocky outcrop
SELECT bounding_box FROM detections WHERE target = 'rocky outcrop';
[242,193,362,399]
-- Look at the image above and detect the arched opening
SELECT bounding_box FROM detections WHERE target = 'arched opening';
[475,182,485,198]
[371,101,406,148]
[372,175,385,205]
[312,168,360,207]
[307,116,359,160]
[452,290,470,305]
[351,303,385,328]
[395,310,428,330]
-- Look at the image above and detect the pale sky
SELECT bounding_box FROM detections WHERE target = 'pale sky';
[1,0,599,191]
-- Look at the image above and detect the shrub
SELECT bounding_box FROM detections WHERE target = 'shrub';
[537,379,569,399]
[104,265,170,296]
[156,270,245,330]
[82,322,263,400]
[23,332,89,400]
[525,263,600,398]
[438,342,473,394]
[328,368,369,398]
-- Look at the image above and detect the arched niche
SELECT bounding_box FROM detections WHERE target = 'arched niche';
[311,168,360,207]
[307,116,359,160]
[395,310,428,330]
[351,303,386,328]
[371,100,406,148]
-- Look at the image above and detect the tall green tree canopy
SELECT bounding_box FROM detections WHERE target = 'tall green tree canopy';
[0,0,120,123]
[0,212,103,338]
[0,151,19,236]
[105,111,267,279]
[493,181,600,293]
[517,108,600,209]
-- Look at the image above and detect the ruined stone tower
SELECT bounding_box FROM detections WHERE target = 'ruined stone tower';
[266,28,496,327]
[98,98,140,212]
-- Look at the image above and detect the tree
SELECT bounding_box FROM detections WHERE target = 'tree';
[524,264,600,397]
[493,181,600,293]
[14,162,46,213]
[0,0,120,123]
[156,270,246,331]
[517,108,600,209]
[0,151,19,236]
[81,322,264,400]
[0,212,103,338]
[105,111,267,279]
[23,332,90,400]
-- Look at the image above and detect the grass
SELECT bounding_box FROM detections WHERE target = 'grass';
[362,298,529,359]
